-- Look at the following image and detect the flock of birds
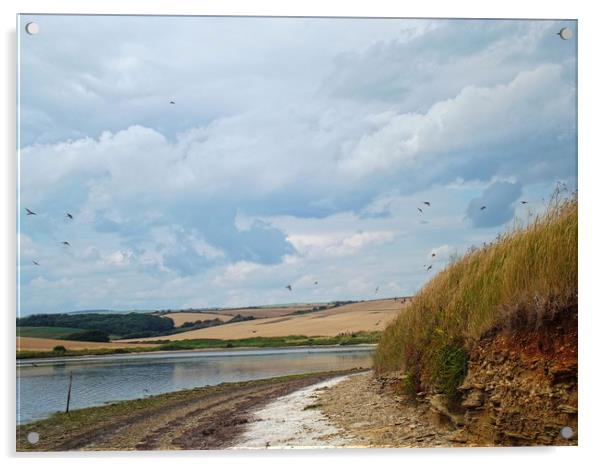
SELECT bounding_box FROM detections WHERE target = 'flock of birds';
[23,100,182,266]
[26,195,531,297]
[281,198,531,295]
[24,207,74,266]
[27,84,571,300]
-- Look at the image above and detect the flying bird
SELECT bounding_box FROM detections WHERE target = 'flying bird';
[521,201,528,204]
[423,201,431,206]
[169,100,176,105]
[32,260,40,266]
[480,206,487,210]
[61,241,70,246]
[427,265,433,271]
[431,253,436,257]
[417,207,423,214]
[375,286,379,294]
[66,213,74,220]
[314,281,318,285]
[285,284,292,291]
[25,208,36,216]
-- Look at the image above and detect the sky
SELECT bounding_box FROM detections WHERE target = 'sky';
[17,15,577,315]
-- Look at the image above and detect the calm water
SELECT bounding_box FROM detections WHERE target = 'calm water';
[16,346,373,424]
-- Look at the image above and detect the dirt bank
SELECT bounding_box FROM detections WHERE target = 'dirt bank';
[17,370,361,451]
[453,302,578,446]
[368,302,578,447]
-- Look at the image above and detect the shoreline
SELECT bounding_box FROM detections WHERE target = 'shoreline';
[17,369,365,451]
[17,332,380,360]
[16,343,376,366]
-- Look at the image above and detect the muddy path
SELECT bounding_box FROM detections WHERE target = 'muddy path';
[17,370,361,451]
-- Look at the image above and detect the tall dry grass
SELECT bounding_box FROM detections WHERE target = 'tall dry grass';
[374,193,577,396]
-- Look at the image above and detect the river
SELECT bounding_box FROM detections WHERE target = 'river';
[16,346,373,424]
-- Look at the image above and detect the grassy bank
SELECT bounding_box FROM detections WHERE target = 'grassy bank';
[17,331,380,359]
[374,195,577,396]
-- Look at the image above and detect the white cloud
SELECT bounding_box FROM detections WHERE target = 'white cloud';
[289,231,396,259]
[17,18,577,314]
[339,64,574,180]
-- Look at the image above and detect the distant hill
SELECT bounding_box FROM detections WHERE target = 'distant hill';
[67,309,148,315]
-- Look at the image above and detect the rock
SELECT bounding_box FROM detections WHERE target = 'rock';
[458,381,473,391]
[558,404,577,414]
[549,364,577,383]
[448,431,468,443]
[489,394,502,407]
[428,394,465,427]
[462,390,485,409]
[504,431,534,441]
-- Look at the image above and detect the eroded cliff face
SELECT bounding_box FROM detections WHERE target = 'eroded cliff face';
[446,303,577,446]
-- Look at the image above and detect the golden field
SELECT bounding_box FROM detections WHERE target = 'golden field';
[121,299,408,341]
[17,337,158,351]
[212,305,315,318]
[159,312,231,327]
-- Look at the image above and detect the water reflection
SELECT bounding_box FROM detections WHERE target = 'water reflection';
[17,347,373,424]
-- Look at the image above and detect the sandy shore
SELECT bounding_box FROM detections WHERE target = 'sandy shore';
[232,371,458,449]
[231,374,359,449]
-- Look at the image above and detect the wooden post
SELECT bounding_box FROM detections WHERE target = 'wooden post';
[65,371,73,413]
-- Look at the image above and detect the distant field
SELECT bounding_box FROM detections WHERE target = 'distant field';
[159,312,231,327]
[17,337,158,351]
[121,299,408,342]
[17,327,82,339]
[213,305,316,318]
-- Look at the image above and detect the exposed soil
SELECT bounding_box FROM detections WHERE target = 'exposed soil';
[17,370,361,451]
[454,302,578,446]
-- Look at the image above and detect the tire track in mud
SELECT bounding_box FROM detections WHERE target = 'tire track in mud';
[58,372,352,451]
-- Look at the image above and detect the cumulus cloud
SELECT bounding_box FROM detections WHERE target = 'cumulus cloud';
[339,64,574,182]
[289,230,396,259]
[17,16,577,314]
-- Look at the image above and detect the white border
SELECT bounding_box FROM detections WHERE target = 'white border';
[2,1,601,465]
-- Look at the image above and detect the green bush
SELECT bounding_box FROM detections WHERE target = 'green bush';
[64,329,110,342]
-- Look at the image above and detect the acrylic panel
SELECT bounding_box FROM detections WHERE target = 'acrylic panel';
[16,14,577,451]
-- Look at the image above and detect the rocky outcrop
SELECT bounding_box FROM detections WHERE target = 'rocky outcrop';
[454,303,578,446]
[385,302,578,446]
